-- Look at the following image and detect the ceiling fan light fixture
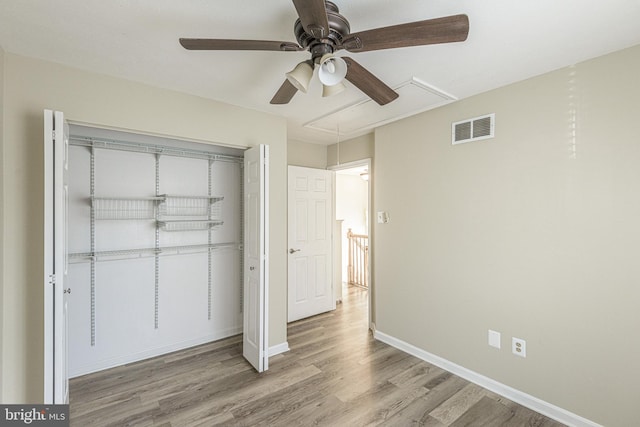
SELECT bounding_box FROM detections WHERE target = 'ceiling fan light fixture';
[322,81,346,97]
[285,60,314,93]
[318,53,347,86]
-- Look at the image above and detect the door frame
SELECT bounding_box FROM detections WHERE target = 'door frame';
[329,158,373,331]
[44,109,69,404]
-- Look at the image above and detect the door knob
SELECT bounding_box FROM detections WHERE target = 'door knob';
[64,288,71,294]
[289,248,301,254]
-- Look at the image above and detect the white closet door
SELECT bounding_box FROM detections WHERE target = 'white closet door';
[44,109,70,403]
[243,145,269,372]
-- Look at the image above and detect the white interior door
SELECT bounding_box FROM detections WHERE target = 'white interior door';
[288,166,334,322]
[44,109,69,403]
[243,145,269,372]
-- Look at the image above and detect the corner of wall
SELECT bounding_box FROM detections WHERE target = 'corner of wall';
[326,133,374,167]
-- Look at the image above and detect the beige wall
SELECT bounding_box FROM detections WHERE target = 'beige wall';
[287,132,374,169]
[327,133,374,167]
[0,53,288,403]
[287,139,327,169]
[374,44,640,427]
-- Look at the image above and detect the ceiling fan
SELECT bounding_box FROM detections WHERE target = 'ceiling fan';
[179,0,469,106]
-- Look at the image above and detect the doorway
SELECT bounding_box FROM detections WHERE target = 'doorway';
[45,112,271,403]
[331,159,372,329]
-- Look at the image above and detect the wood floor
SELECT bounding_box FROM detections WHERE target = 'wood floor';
[70,286,566,426]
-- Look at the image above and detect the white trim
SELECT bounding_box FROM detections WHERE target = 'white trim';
[43,110,54,403]
[327,158,370,172]
[332,173,337,306]
[69,328,242,378]
[373,330,602,427]
[262,144,270,371]
[269,342,290,357]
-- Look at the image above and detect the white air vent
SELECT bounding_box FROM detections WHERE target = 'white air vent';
[452,113,495,145]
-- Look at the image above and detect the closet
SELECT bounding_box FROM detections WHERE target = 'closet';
[65,125,246,377]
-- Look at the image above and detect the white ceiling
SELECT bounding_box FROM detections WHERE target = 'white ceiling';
[1,0,639,144]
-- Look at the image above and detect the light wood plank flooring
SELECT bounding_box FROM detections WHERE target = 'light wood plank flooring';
[70,286,565,426]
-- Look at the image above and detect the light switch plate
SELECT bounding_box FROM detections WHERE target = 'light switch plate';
[488,330,501,349]
[377,211,389,224]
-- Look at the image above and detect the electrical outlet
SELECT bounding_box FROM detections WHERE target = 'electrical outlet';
[488,330,501,349]
[512,337,526,358]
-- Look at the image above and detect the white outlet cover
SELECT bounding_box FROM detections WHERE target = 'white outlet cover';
[512,337,526,358]
[488,330,501,349]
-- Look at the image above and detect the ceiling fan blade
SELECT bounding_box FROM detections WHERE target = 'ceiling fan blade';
[343,57,398,106]
[292,0,330,39]
[179,38,303,51]
[270,79,299,105]
[342,14,469,52]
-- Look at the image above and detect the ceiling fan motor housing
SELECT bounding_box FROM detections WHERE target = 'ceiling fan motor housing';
[294,0,350,62]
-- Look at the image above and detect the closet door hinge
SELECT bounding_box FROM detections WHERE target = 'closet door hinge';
[52,130,56,139]
[49,274,56,285]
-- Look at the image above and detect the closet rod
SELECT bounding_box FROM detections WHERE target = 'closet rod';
[69,135,244,163]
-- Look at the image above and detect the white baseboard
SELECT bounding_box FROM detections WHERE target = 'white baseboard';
[373,330,601,427]
[269,341,290,357]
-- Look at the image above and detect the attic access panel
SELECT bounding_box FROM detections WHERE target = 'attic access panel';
[304,77,457,137]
